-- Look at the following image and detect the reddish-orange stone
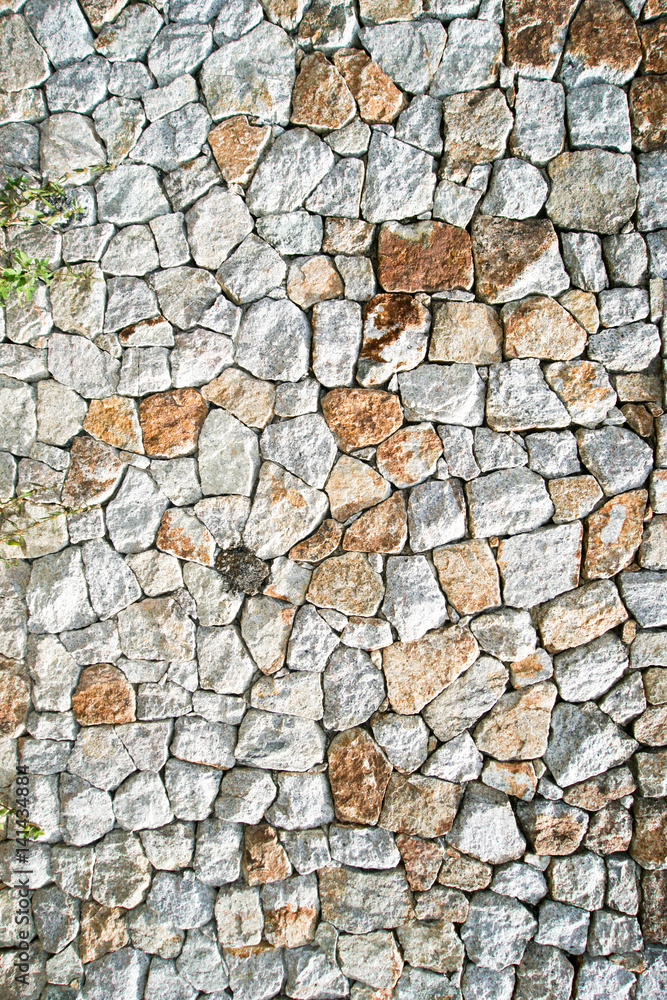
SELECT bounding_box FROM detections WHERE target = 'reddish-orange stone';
[290,51,356,132]
[321,387,403,452]
[139,388,207,459]
[71,664,136,726]
[378,222,474,294]
[208,116,272,187]
[332,48,406,124]
[343,492,408,554]
[327,727,392,825]
[630,75,667,151]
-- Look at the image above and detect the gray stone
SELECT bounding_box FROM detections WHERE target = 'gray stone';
[266,770,334,829]
[96,165,170,226]
[319,866,411,934]
[197,626,255,695]
[535,901,590,955]
[324,646,385,729]
[433,178,482,228]
[50,844,95,899]
[560,232,608,292]
[105,277,159,334]
[396,95,443,155]
[171,327,233,386]
[312,299,363,387]
[547,151,638,235]
[466,467,554,538]
[117,347,171,397]
[481,158,548,220]
[603,233,648,286]
[274,378,321,417]
[131,101,211,173]
[599,671,646,727]
[80,948,150,1000]
[497,522,582,608]
[140,822,195,871]
[526,431,580,479]
[81,540,141,620]
[95,3,162,61]
[371,712,429,773]
[0,12,49,93]
[361,132,436,223]
[27,547,96,635]
[164,759,222,821]
[142,74,198,121]
[146,23,212,87]
[394,965,459,1000]
[216,235,286,304]
[487,359,570,433]
[151,267,219,330]
[113,771,174,831]
[32,884,79,954]
[554,634,628,703]
[447,784,526,865]
[335,254,376,301]
[287,605,340,673]
[0,376,37,457]
[423,655,508,743]
[212,0,263,41]
[462,966,514,1000]
[101,226,158,277]
[109,60,155,98]
[68,726,135,791]
[60,773,115,846]
[244,462,329,558]
[225,945,286,1000]
[382,555,448,642]
[171,715,236,770]
[118,597,196,661]
[491,862,547,906]
[422,732,483,783]
[567,84,631,153]
[256,211,323,256]
[214,883,263,948]
[361,20,446,95]
[234,709,326,770]
[574,958,636,1000]
[148,460,201,508]
[149,213,190,269]
[148,870,215,930]
[598,288,650,328]
[236,298,311,383]
[250,671,323,721]
[461,891,536,970]
[510,79,565,166]
[47,333,119,399]
[513,942,574,1000]
[92,830,152,909]
[588,320,660,371]
[215,767,276,826]
[398,364,485,425]
[105,468,169,554]
[305,158,365,218]
[281,828,332,877]
[470,608,537,661]
[195,409,259,499]
[638,152,667,232]
[116,721,172,771]
[619,570,667,628]
[635,947,667,1000]
[46,56,109,116]
[137,681,193,720]
[247,128,333,216]
[430,18,501,96]
[549,852,606,910]
[576,427,653,495]
[260,413,337,489]
[23,0,93,69]
[544,701,638,787]
[192,818,243,886]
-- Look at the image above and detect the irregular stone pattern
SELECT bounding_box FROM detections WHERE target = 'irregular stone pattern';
[0,1,664,997]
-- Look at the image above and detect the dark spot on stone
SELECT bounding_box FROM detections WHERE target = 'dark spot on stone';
[215,548,270,595]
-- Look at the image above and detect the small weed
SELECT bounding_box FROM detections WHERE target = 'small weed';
[0,802,44,841]
[0,486,94,557]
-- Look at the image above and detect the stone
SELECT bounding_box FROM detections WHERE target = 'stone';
[358,293,431,386]
[70,664,135,728]
[561,232,608,293]
[544,361,617,428]
[535,901,590,955]
[423,655,508,743]
[40,112,107,186]
[496,522,582,608]
[517,799,589,856]
[574,959,636,1000]
[554,633,628,703]
[183,190,252,272]
[151,267,220,331]
[322,387,403,451]
[502,295,587,362]
[395,94,443,156]
[472,217,569,304]
[261,874,319,948]
[583,490,647,578]
[193,409,260,499]
[290,52,356,132]
[243,462,329,559]
[214,884,263,949]
[95,164,171,226]
[311,299,363,388]
[503,0,577,77]
[240,595,294,675]
[430,17,501,97]
[338,929,403,988]
[215,768,276,825]
[139,389,207,460]
[83,397,143,456]
[620,571,667,629]
[429,301,502,366]
[383,624,478,717]
[377,223,472,296]
[360,132,436,223]
[118,597,195,661]
[577,427,653,496]
[440,88,513,185]
[560,0,641,88]
[446,783,526,865]
[208,116,271,187]
[377,772,462,839]
[343,491,408,553]
[78,901,128,963]
[105,468,169,555]
[481,158,549,220]
[461,892,537,971]
[328,727,391,825]
[81,539,141,620]
[631,75,667,153]
[545,701,637,788]
[375,425,441,489]
[234,709,326,771]
[242,823,292,885]
[47,333,120,400]
[567,83,632,154]
[547,150,638,235]
[398,364,485,426]
[473,682,557,762]
[236,298,310,384]
[260,414,337,491]
[513,942,574,1000]
[360,20,446,96]
[548,853,606,911]
[60,773,115,846]
[323,646,385,729]
[318,866,411,934]
[25,545,96,636]
[465,467,554,538]
[433,539,500,615]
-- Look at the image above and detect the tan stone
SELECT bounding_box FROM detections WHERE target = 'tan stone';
[139,388,207,459]
[80,0,126,30]
[615,372,663,404]
[376,424,442,489]
[641,19,667,73]
[359,0,423,20]
[585,801,633,855]
[545,360,617,427]
[473,682,557,761]
[262,880,318,949]
[287,255,344,309]
[201,369,275,429]
[377,222,473,294]
[651,469,667,513]
[343,492,407,554]
[563,0,642,85]
[397,920,464,976]
[61,436,125,508]
[322,388,403,452]
[327,727,392,825]
[622,403,654,438]
[429,301,502,365]
[0,668,29,738]
[243,824,292,885]
[83,396,143,453]
[325,455,391,522]
[641,870,667,945]
[379,773,463,839]
[72,664,136,726]
[537,580,628,653]
[472,217,564,306]
[630,75,667,152]
[433,540,501,616]
[502,295,587,361]
[322,218,375,256]
[290,51,356,132]
[505,0,581,77]
[442,89,513,184]
[396,834,443,892]
[519,801,589,856]
[635,705,667,746]
[563,767,636,811]
[79,902,128,964]
[358,293,430,387]
[414,887,469,924]
[559,289,600,334]
[290,519,344,562]
[382,625,479,715]
[208,116,272,186]
[306,552,385,616]
[156,508,216,567]
[644,0,667,18]
[583,490,647,579]
[481,761,538,801]
[548,475,604,525]
[509,650,554,689]
[332,48,406,124]
[437,847,492,892]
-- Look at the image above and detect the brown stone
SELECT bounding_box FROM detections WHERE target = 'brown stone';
[472,217,565,306]
[433,539,501,616]
[358,293,430,387]
[563,0,642,85]
[585,801,633,855]
[287,255,344,309]
[79,902,128,964]
[630,75,667,152]
[644,0,667,18]
[156,508,216,567]
[71,664,136,726]
[635,705,667,746]
[325,455,391,522]
[622,403,654,438]
[502,295,587,362]
[636,748,667,796]
[437,847,492,893]
[536,580,628,654]
[583,490,647,579]
[139,389,207,459]
[343,492,407,554]
[631,798,667,869]
[322,218,375,255]
[481,761,538,801]
[322,388,403,452]
[262,878,319,949]
[518,800,589,856]
[376,425,442,489]
[563,766,636,811]
[396,835,443,892]
[641,19,667,72]
[505,0,580,77]
[290,51,356,132]
[0,668,29,737]
[641,870,667,944]
[306,552,385,616]
[509,650,554,689]
[201,369,275,429]
[379,773,463,839]
[332,48,406,124]
[377,222,473,294]
[118,315,172,347]
[80,0,126,30]
[243,824,292,886]
[83,396,143,454]
[473,682,557,762]
[429,301,502,365]
[615,372,663,404]
[548,475,604,525]
[442,89,513,184]
[382,625,479,715]
[61,435,125,508]
[290,519,343,562]
[545,360,617,427]
[559,288,600,334]
[208,116,272,187]
[327,727,392,825]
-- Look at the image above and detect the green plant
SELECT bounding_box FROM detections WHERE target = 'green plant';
[0,486,93,556]
[0,174,83,229]
[0,249,53,304]
[0,802,44,841]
